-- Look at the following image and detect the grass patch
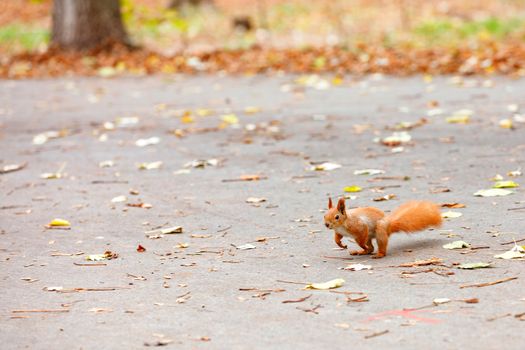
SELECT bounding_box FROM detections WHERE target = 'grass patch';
[0,23,49,53]
[413,17,525,46]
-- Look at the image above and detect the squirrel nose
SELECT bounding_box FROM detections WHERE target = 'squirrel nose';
[325,223,329,228]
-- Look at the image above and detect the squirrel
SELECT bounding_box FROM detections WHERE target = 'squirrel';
[323,198,442,258]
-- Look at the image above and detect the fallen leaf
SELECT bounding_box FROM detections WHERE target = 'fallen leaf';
[86,251,118,261]
[43,286,63,292]
[474,189,513,197]
[115,116,139,127]
[443,241,470,249]
[493,181,519,189]
[354,169,385,176]
[246,197,267,203]
[98,160,114,168]
[508,169,522,177]
[47,218,70,227]
[499,119,513,129]
[430,187,450,193]
[441,203,466,208]
[137,245,146,252]
[1,163,27,174]
[341,263,372,271]
[235,243,256,250]
[144,339,174,347]
[137,161,163,170]
[97,66,117,78]
[463,298,479,304]
[305,278,345,290]
[446,109,473,124]
[86,254,106,261]
[40,172,62,179]
[221,113,239,125]
[33,130,66,145]
[494,244,525,259]
[244,106,260,114]
[491,174,504,181]
[373,194,396,201]
[380,132,411,146]
[310,162,342,171]
[433,298,451,305]
[145,226,183,235]
[111,195,127,203]
[458,262,492,269]
[441,211,463,218]
[127,202,152,209]
[334,323,351,329]
[135,137,160,147]
[196,108,213,116]
[344,186,362,193]
[185,159,218,168]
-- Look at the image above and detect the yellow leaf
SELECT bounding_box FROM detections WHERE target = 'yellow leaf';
[137,161,163,170]
[86,254,106,261]
[181,112,194,124]
[196,108,213,117]
[493,181,519,188]
[48,218,70,227]
[446,115,470,124]
[446,109,473,124]
[499,119,513,129]
[305,278,345,290]
[98,66,117,78]
[331,75,344,86]
[40,172,62,179]
[344,186,362,193]
[244,106,260,114]
[221,114,239,125]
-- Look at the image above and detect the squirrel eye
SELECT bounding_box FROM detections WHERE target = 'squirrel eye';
[335,215,340,220]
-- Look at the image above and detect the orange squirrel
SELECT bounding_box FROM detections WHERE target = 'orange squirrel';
[323,198,442,258]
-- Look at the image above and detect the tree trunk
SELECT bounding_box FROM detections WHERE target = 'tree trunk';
[52,0,130,51]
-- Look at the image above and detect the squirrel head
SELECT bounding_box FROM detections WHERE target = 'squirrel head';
[324,197,347,230]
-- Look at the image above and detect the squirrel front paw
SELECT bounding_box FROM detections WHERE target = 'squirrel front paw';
[350,250,369,255]
[372,253,386,259]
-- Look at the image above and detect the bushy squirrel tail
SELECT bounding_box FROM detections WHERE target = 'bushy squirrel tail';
[381,201,442,236]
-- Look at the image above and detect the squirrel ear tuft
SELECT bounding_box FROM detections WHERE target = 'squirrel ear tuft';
[337,198,346,214]
[328,197,333,209]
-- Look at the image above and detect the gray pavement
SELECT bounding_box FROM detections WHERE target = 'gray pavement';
[1,75,525,349]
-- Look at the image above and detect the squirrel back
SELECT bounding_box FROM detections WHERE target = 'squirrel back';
[381,200,442,236]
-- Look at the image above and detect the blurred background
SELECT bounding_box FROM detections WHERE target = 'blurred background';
[1,0,524,77]
[2,0,525,54]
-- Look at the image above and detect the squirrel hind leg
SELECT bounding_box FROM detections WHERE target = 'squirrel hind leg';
[374,224,389,258]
